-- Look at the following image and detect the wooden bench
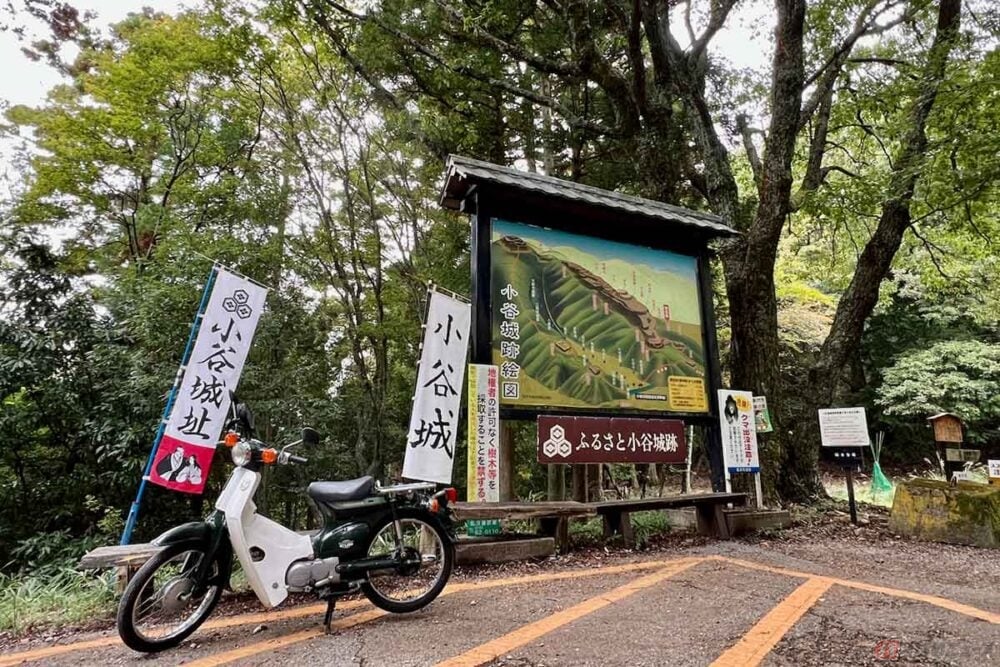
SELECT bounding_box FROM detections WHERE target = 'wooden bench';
[591,492,747,546]
[80,504,593,576]
[451,501,595,552]
[79,543,164,591]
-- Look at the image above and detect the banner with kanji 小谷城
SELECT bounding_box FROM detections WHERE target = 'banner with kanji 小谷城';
[149,269,267,494]
[403,289,471,484]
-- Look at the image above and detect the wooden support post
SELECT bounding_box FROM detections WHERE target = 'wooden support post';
[571,464,587,502]
[587,463,602,501]
[846,468,858,525]
[547,464,562,501]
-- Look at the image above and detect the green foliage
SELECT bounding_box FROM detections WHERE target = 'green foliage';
[0,3,472,570]
[630,511,673,549]
[568,516,605,545]
[876,340,1000,443]
[0,568,115,635]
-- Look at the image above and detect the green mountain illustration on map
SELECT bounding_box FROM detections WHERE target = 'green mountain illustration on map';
[492,229,707,411]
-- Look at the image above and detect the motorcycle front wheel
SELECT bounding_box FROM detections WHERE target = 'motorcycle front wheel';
[361,508,454,613]
[116,542,224,653]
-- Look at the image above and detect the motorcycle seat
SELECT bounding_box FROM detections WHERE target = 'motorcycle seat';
[307,476,375,503]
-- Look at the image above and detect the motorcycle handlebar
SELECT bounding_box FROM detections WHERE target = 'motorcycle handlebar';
[287,454,308,465]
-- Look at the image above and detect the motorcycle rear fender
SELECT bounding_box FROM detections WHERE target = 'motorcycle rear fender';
[152,511,234,590]
[409,505,457,543]
[432,511,457,542]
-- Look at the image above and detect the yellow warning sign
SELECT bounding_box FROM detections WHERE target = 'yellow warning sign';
[668,376,708,412]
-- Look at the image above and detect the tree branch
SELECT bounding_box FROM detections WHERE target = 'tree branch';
[799,0,922,129]
[317,0,616,136]
[816,0,962,385]
[736,113,762,186]
[433,0,581,77]
[689,0,738,63]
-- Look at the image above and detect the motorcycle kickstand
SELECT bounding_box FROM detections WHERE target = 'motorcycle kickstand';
[323,597,337,634]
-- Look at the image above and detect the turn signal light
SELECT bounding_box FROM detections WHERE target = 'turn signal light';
[428,498,440,513]
[224,431,239,447]
[261,448,278,465]
[445,488,457,503]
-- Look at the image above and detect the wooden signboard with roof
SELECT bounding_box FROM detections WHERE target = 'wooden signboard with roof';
[440,156,738,494]
[928,413,963,444]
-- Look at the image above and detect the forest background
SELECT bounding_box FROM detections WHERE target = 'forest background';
[0,0,998,583]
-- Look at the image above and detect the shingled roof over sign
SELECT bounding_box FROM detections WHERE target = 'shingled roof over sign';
[440,155,737,238]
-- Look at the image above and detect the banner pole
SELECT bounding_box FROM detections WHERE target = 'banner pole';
[120,265,219,545]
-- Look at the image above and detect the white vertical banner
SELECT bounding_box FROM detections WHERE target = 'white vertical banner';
[403,290,471,484]
[467,364,500,502]
[151,268,268,494]
[718,389,760,474]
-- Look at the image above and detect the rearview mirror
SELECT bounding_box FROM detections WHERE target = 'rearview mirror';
[235,402,255,435]
[301,427,320,447]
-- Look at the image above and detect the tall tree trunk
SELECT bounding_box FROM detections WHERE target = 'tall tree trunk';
[802,0,962,453]
[813,0,962,399]
[721,0,819,502]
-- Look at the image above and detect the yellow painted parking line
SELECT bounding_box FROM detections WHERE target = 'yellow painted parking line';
[0,598,370,667]
[710,578,833,667]
[192,558,704,667]
[835,578,1000,624]
[710,556,1000,624]
[185,608,387,667]
[0,557,692,665]
[434,559,701,667]
[0,637,123,667]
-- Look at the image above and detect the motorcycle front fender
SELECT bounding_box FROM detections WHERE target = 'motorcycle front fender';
[152,521,214,546]
[152,511,234,590]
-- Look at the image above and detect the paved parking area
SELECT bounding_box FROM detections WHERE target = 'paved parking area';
[2,541,998,666]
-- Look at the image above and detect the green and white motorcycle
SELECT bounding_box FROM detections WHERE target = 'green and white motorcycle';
[116,401,456,653]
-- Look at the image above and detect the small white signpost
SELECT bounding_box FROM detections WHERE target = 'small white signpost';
[819,407,869,525]
[988,460,1000,481]
[403,289,471,484]
[818,407,870,448]
[718,389,762,508]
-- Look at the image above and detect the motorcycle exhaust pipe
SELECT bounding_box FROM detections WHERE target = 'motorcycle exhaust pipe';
[335,556,408,575]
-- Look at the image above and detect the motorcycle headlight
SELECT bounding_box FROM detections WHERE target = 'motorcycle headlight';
[231,441,253,467]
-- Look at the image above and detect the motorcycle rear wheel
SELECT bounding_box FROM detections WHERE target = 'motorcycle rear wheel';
[360,508,453,613]
[116,542,224,653]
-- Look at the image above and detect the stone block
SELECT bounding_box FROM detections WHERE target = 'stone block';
[889,479,1000,548]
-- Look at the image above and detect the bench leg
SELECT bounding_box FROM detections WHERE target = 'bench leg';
[601,511,636,547]
[695,504,732,539]
[539,517,570,553]
[602,511,622,539]
[116,564,140,594]
[714,504,731,539]
[619,512,635,548]
[695,504,716,537]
